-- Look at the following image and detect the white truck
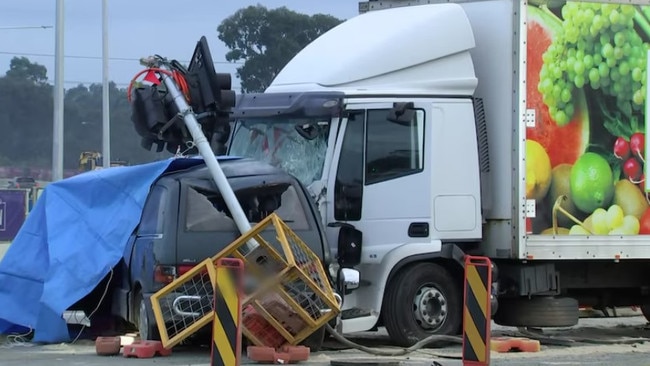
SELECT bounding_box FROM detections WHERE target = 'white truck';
[226,0,650,346]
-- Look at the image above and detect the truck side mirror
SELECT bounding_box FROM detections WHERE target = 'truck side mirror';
[328,222,363,267]
[387,102,415,125]
[295,123,320,140]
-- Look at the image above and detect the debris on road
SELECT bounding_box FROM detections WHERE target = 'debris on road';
[95,336,121,356]
[490,337,541,353]
[122,340,172,359]
[247,345,310,364]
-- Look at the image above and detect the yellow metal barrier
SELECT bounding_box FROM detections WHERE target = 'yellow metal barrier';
[150,213,340,350]
[211,213,340,347]
[150,258,218,348]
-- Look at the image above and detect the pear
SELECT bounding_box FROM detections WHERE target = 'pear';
[613,179,649,219]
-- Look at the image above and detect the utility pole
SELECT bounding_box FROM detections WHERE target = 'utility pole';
[52,0,65,181]
[101,0,110,168]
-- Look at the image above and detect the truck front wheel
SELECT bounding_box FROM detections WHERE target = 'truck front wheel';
[383,262,462,347]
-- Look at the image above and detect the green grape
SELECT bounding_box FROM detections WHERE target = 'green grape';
[614,47,624,60]
[570,225,591,235]
[606,205,624,230]
[614,31,626,46]
[609,227,628,235]
[602,43,614,59]
[618,61,630,76]
[564,102,575,118]
[591,208,610,235]
[593,54,603,64]
[621,215,640,235]
[588,68,600,84]
[574,60,585,75]
[584,54,594,69]
[539,2,648,122]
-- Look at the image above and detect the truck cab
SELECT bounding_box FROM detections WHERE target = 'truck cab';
[227,0,650,347]
[227,3,490,346]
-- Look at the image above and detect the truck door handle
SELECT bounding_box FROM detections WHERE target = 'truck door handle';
[408,222,429,238]
[328,221,356,229]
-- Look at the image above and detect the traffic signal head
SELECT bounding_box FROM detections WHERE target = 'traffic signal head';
[130,84,190,153]
[129,36,236,155]
[215,72,236,111]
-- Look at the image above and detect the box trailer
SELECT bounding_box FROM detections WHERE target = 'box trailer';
[226,0,650,346]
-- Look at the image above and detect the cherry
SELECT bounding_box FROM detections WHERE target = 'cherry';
[631,173,645,185]
[613,137,631,160]
[624,157,643,181]
[630,132,645,163]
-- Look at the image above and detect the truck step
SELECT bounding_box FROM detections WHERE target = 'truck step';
[341,308,372,320]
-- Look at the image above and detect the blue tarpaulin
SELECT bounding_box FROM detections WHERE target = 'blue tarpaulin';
[0,156,226,343]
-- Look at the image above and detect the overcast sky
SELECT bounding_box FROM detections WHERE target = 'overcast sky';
[0,0,358,90]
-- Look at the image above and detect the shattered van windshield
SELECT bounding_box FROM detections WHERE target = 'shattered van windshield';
[228,118,330,186]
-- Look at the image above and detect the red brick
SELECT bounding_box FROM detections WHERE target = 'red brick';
[279,345,310,362]
[122,340,172,358]
[274,352,291,364]
[490,337,541,353]
[247,346,277,362]
[95,336,121,356]
[247,345,310,364]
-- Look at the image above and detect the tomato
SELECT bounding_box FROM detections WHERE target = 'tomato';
[640,208,650,235]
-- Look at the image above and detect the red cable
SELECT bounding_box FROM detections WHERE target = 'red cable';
[126,67,191,103]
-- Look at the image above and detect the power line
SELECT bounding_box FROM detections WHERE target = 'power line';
[0,51,243,65]
[62,80,242,88]
[0,26,53,30]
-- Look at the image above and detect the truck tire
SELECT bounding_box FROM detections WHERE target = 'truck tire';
[134,291,160,341]
[494,296,579,328]
[300,325,326,352]
[641,305,650,323]
[383,262,462,347]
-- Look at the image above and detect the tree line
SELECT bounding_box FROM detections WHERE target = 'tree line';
[0,5,342,170]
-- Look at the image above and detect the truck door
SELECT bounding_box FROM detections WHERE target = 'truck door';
[325,101,429,269]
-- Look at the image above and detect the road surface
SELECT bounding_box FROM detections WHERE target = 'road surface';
[2,315,650,365]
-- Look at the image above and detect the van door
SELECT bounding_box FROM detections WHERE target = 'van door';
[325,101,430,276]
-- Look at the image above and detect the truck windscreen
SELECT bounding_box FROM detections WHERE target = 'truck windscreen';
[228,118,330,186]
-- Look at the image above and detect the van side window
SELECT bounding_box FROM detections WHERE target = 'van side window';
[334,111,364,221]
[365,109,425,185]
[139,186,167,235]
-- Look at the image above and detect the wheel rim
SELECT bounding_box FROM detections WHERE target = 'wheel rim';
[139,300,149,340]
[413,284,448,331]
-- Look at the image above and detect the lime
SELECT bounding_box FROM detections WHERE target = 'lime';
[570,153,615,213]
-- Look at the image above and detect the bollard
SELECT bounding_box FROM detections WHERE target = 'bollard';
[211,258,244,366]
[462,255,492,366]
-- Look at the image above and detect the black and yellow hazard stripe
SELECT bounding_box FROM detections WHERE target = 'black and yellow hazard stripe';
[211,265,242,366]
[462,260,490,365]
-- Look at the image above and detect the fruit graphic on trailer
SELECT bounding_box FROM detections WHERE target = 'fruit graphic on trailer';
[526,5,589,168]
[570,153,615,214]
[613,179,649,219]
[526,139,552,201]
[547,163,584,228]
